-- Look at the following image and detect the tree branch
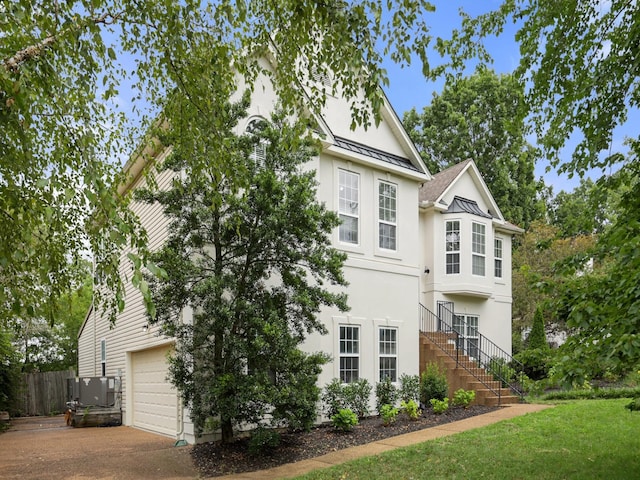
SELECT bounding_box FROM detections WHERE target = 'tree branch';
[2,12,122,73]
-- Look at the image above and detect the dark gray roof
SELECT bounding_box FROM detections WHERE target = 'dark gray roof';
[419,159,472,203]
[444,196,494,219]
[333,136,421,173]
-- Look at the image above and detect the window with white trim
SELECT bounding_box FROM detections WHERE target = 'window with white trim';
[100,339,106,377]
[445,220,460,274]
[379,327,397,382]
[472,222,486,276]
[494,238,503,278]
[339,326,360,383]
[338,170,359,244]
[246,117,267,164]
[378,181,397,250]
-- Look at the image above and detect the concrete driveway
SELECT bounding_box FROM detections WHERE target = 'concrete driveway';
[0,415,199,480]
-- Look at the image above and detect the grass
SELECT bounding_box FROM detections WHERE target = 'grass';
[293,399,640,480]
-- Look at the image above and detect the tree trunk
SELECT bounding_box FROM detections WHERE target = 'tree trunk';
[221,418,234,443]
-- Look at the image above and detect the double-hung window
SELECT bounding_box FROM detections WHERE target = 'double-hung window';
[445,220,460,274]
[472,222,486,276]
[338,170,359,244]
[378,181,397,250]
[494,238,503,278]
[339,326,359,383]
[379,328,397,382]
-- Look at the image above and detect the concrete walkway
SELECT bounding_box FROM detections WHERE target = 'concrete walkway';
[217,403,553,480]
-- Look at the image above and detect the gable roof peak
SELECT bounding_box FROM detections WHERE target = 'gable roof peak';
[419,159,473,203]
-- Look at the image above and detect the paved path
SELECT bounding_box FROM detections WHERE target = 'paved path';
[0,404,552,480]
[217,403,553,480]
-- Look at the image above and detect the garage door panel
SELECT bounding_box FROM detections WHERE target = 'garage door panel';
[132,346,177,437]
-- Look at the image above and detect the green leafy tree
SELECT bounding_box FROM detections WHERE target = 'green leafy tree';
[403,67,544,228]
[435,1,640,383]
[141,96,348,443]
[1,1,437,328]
[13,261,93,373]
[512,221,596,347]
[0,329,20,413]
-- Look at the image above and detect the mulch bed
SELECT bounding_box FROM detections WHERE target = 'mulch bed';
[192,405,497,477]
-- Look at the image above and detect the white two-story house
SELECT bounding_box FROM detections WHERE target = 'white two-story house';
[77,58,520,443]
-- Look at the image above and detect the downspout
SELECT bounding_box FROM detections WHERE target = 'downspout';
[174,308,187,447]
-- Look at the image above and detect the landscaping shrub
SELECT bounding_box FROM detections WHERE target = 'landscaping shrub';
[343,378,372,419]
[420,362,448,404]
[379,404,399,425]
[527,305,550,350]
[430,398,449,414]
[375,376,398,413]
[322,379,346,418]
[541,386,640,401]
[625,398,640,412]
[487,357,516,387]
[514,348,553,381]
[399,374,420,403]
[331,408,358,432]
[322,378,371,419]
[400,399,421,420]
[248,427,281,456]
[451,389,476,408]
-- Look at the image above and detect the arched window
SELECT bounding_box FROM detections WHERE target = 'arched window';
[245,117,268,164]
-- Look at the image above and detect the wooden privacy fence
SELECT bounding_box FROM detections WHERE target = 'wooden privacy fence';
[16,369,75,416]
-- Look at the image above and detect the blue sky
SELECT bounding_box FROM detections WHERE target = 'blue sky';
[380,1,634,194]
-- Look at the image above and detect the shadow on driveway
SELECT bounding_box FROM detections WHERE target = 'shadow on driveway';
[0,415,198,479]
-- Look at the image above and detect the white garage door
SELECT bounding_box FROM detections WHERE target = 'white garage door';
[131,345,177,437]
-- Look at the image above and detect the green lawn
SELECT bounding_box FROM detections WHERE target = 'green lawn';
[293,399,640,480]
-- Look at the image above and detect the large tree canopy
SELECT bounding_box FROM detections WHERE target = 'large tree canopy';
[435,0,639,176]
[403,67,544,228]
[1,0,436,326]
[142,94,349,443]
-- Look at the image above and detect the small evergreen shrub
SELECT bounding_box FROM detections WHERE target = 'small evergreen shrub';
[514,348,553,381]
[331,408,358,432]
[248,427,281,456]
[343,378,372,419]
[322,378,371,419]
[625,398,640,412]
[375,376,398,413]
[379,404,399,425]
[400,399,421,420]
[527,306,550,350]
[399,374,420,403]
[430,398,449,414]
[451,389,476,408]
[420,362,448,404]
[322,378,346,418]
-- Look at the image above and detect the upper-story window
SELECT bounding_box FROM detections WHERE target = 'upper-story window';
[445,220,460,274]
[245,117,268,164]
[494,238,503,278]
[338,170,359,244]
[472,222,486,276]
[378,181,397,250]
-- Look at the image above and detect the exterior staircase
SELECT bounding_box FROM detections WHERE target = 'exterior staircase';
[419,304,524,407]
